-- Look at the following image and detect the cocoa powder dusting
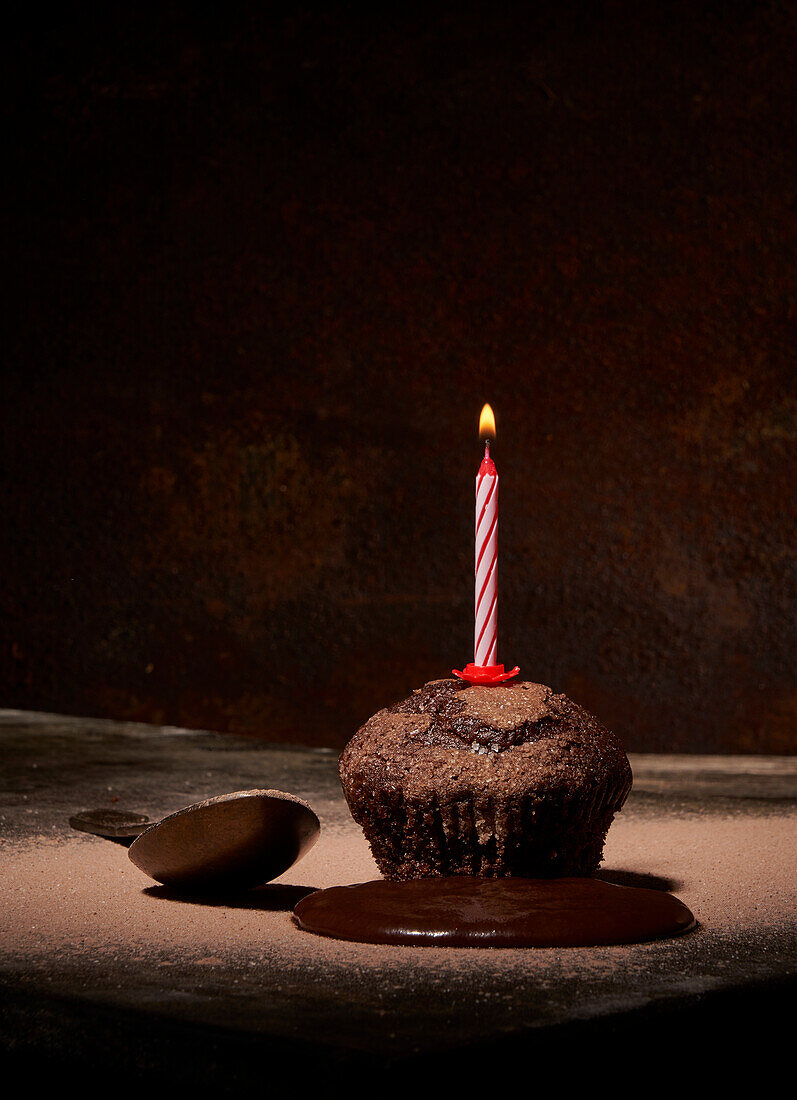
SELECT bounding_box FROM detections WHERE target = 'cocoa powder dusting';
[1,810,794,978]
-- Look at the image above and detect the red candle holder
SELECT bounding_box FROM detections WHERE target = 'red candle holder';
[452,662,520,685]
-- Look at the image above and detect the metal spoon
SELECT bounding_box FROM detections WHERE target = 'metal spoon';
[71,788,321,892]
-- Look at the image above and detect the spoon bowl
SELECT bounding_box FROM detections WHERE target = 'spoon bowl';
[127,789,320,891]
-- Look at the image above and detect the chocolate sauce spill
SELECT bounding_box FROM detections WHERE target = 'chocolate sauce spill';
[293,876,695,947]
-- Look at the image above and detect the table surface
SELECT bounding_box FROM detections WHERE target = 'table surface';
[1,709,795,1087]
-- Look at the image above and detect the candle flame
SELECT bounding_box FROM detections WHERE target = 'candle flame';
[478,403,496,439]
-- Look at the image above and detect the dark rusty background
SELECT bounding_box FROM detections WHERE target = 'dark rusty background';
[2,2,795,753]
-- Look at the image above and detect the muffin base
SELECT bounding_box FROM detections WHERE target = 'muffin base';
[354,778,631,880]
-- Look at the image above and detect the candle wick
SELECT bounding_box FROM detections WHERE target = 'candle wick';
[484,439,491,458]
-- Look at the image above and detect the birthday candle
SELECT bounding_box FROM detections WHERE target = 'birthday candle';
[452,405,518,685]
[475,404,498,666]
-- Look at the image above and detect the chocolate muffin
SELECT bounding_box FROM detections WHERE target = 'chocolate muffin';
[339,679,632,880]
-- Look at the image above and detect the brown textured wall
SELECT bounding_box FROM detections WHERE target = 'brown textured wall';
[2,2,795,752]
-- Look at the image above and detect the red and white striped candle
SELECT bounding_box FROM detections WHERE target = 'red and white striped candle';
[475,406,498,666]
[452,404,519,684]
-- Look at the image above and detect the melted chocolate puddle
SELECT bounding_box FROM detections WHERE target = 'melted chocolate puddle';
[293,876,695,947]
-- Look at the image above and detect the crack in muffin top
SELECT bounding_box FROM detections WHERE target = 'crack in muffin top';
[388,678,564,752]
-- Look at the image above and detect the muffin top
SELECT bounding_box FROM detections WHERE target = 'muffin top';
[340,679,632,803]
